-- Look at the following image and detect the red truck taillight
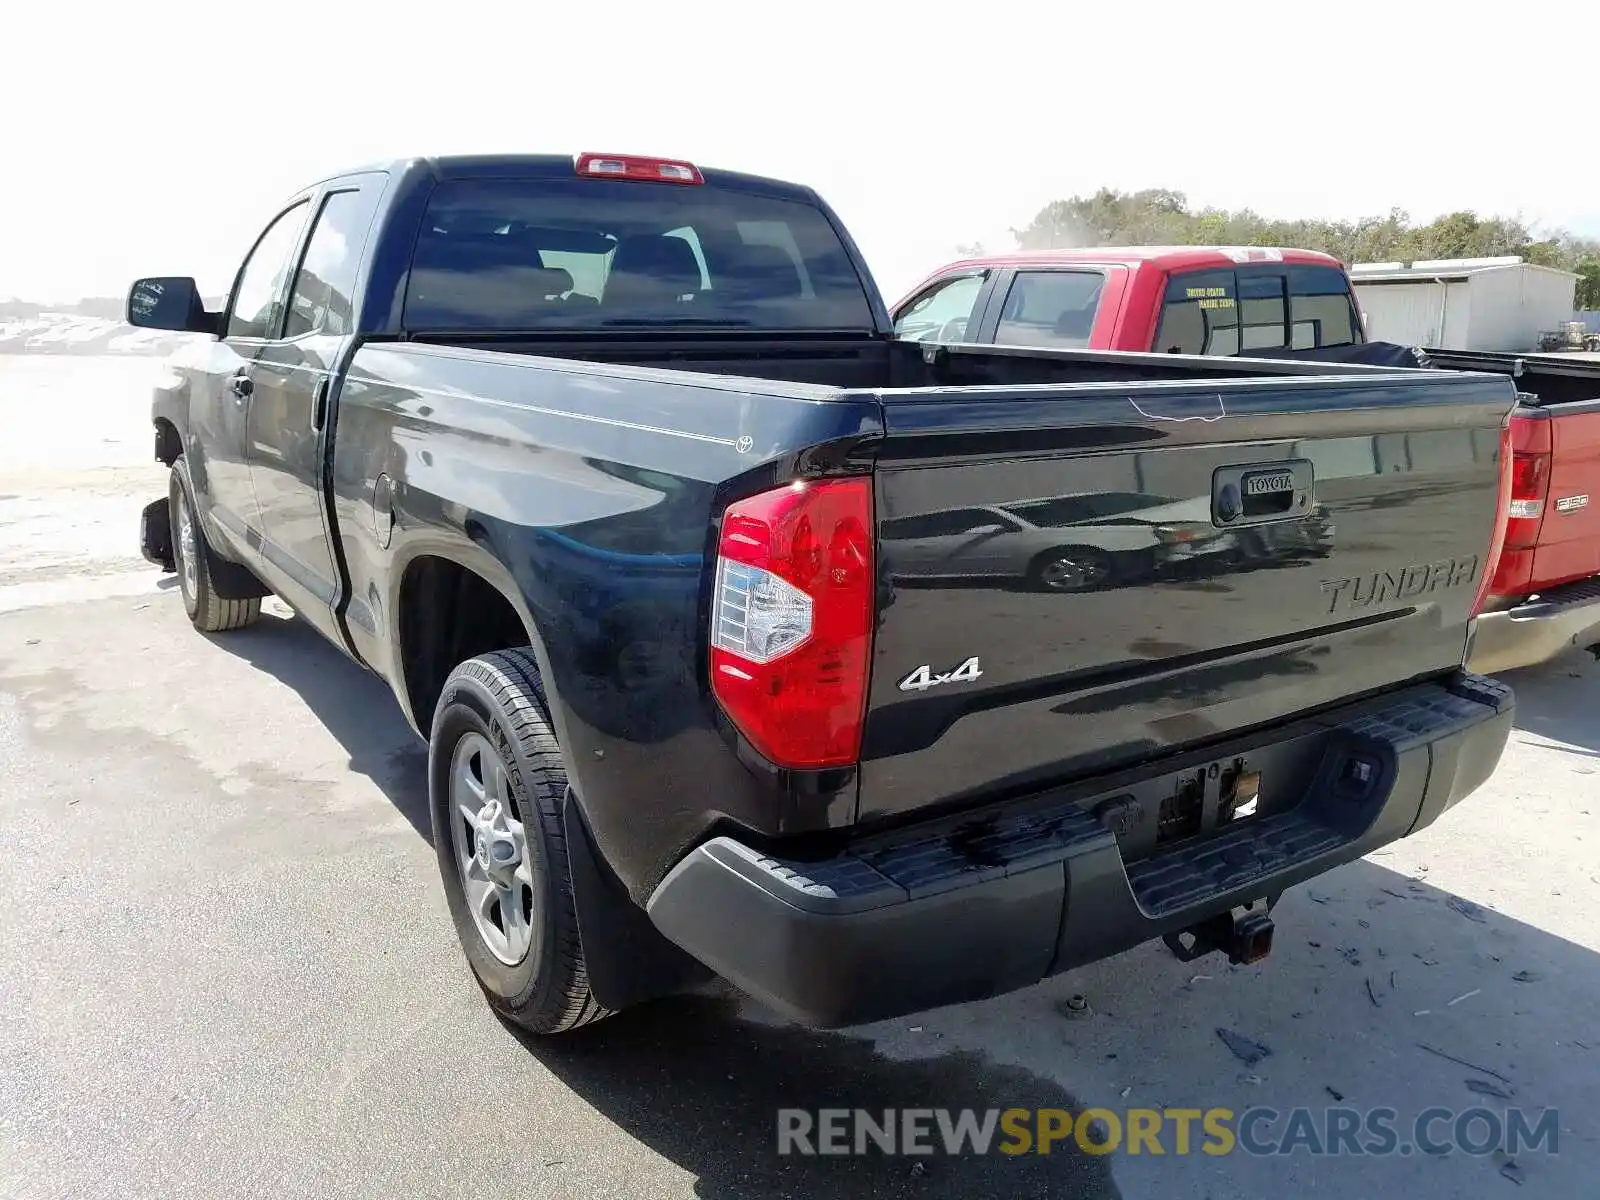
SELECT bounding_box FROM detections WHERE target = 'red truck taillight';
[1483,412,1549,601]
[709,478,874,769]
[1476,417,1519,614]
[1504,415,1552,546]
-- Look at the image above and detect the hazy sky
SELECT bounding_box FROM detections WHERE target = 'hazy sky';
[6,0,1597,305]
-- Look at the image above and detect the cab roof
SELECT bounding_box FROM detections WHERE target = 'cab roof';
[324,154,822,204]
[935,246,1346,272]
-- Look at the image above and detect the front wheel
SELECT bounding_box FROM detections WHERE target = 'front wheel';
[1028,546,1115,592]
[168,461,261,632]
[430,649,611,1035]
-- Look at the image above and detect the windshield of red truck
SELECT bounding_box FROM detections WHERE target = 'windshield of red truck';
[403,179,875,331]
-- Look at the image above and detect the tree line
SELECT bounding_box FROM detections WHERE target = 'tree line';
[966,189,1600,310]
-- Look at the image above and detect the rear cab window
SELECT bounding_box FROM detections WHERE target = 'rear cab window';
[1155,264,1361,355]
[403,178,874,331]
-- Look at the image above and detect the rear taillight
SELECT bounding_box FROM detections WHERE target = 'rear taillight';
[1504,413,1552,548]
[1473,417,1517,617]
[709,478,874,769]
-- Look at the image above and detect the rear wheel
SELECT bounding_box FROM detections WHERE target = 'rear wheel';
[430,649,611,1034]
[168,461,261,632]
[1029,546,1114,592]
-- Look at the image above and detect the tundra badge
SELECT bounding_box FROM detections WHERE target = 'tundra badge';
[898,656,983,693]
[1320,555,1479,614]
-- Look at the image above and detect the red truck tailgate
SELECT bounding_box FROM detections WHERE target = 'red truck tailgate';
[1533,405,1600,586]
[1493,402,1600,596]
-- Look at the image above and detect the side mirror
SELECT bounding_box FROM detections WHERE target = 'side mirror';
[127,277,218,335]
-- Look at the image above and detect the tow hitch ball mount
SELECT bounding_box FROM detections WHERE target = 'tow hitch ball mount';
[1163,903,1275,966]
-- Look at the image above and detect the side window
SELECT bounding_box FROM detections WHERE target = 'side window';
[993,271,1105,348]
[885,508,1012,539]
[227,202,311,340]
[284,190,378,339]
[1005,497,1097,527]
[893,274,986,343]
[1154,270,1239,355]
[1006,494,1167,526]
[1091,492,1171,518]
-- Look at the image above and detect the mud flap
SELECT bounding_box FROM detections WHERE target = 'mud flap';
[563,789,713,1011]
[140,498,174,571]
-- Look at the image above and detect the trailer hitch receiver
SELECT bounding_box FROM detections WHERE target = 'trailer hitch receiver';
[1163,904,1275,966]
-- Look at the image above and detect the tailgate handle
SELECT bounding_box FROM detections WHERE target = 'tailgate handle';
[1213,459,1314,527]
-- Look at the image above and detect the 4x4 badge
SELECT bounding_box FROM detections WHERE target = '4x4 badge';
[898,656,983,693]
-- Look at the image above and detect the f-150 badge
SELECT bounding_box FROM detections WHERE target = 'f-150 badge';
[898,656,983,692]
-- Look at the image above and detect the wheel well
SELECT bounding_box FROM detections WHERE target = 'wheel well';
[154,418,183,466]
[398,556,532,726]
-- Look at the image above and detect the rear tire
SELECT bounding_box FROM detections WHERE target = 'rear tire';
[168,460,261,633]
[430,649,612,1035]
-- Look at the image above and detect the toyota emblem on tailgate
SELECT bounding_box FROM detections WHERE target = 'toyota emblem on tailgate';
[1244,471,1295,496]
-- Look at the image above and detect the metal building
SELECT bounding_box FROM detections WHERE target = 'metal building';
[1348,257,1578,351]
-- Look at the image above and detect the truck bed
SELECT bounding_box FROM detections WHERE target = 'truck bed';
[1420,348,1600,407]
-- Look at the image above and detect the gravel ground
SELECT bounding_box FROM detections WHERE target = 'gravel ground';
[1,354,1595,1199]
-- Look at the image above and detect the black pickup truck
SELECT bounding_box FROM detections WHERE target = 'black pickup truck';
[129,152,1518,1033]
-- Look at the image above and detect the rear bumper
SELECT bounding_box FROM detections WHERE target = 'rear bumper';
[1469,577,1600,674]
[647,673,1513,1027]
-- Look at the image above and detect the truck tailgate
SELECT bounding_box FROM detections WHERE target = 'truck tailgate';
[860,373,1514,823]
[1534,403,1600,586]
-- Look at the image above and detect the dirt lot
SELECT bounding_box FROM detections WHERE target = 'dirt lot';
[2,354,1596,1199]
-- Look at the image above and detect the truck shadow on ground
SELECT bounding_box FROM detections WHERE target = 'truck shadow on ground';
[511,993,1123,1200]
[208,610,433,840]
[511,856,1598,1200]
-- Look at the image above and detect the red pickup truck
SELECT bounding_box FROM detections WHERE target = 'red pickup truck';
[1421,352,1600,673]
[891,246,1365,356]
[894,247,1600,673]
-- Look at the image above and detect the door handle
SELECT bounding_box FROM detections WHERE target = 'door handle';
[1212,459,1314,527]
[230,372,254,399]
[311,377,330,432]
